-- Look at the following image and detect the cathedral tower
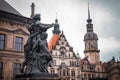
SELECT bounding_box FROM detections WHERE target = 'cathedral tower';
[84,4,100,64]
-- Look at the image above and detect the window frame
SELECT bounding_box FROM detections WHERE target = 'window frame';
[0,34,5,50]
[71,70,75,76]
[14,37,23,52]
[50,68,55,74]
[13,63,21,77]
[0,62,3,77]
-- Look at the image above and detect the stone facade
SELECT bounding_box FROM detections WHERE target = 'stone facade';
[0,17,31,80]
[48,32,81,80]
[48,19,81,80]
[0,1,31,79]
[107,58,120,80]
[0,21,30,80]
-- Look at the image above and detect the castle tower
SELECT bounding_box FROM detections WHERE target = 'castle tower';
[84,4,100,64]
[48,18,61,51]
[30,3,35,18]
[52,18,61,34]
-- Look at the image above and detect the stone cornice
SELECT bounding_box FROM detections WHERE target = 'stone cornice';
[0,50,24,59]
[81,70,107,74]
[0,10,32,26]
[84,49,100,53]
[0,28,29,36]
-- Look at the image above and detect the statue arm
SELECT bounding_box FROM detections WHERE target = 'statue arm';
[40,23,54,28]
[28,24,34,34]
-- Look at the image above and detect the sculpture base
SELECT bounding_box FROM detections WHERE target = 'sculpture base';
[15,73,60,80]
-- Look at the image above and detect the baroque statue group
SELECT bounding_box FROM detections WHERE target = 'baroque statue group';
[21,14,54,74]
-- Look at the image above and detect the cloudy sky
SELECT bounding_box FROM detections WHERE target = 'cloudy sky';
[6,0,120,62]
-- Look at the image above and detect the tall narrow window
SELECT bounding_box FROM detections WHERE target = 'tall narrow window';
[67,69,69,76]
[0,34,5,50]
[71,70,75,76]
[63,70,65,76]
[13,63,21,77]
[50,68,55,74]
[0,62,3,77]
[53,60,56,65]
[15,37,23,52]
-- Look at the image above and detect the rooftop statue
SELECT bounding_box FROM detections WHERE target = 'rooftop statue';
[21,14,54,74]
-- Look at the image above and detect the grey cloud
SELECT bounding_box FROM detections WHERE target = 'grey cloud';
[102,20,120,41]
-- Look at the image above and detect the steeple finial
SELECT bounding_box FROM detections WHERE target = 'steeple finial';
[87,3,92,23]
[88,3,90,19]
[55,12,58,24]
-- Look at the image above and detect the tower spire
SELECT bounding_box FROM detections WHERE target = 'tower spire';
[86,3,93,32]
[87,3,92,23]
[88,3,90,19]
[55,12,58,24]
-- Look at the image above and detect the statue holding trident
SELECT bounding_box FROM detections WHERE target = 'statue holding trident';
[21,14,54,74]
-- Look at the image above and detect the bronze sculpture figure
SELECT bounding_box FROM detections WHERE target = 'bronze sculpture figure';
[21,14,54,74]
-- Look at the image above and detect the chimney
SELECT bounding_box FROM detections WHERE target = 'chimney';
[30,3,35,18]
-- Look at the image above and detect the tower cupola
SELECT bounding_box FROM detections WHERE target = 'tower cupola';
[52,18,61,34]
[84,3,98,41]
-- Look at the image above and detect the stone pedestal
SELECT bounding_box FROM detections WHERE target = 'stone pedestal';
[15,73,60,80]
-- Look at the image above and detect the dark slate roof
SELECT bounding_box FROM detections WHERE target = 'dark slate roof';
[84,32,98,40]
[0,0,22,16]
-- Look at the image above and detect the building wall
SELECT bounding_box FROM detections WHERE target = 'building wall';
[0,21,29,80]
[48,34,81,80]
[85,52,100,64]
[108,62,120,80]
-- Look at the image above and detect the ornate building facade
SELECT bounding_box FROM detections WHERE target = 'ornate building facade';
[48,19,81,80]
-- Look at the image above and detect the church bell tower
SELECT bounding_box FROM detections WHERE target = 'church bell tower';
[84,4,100,64]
